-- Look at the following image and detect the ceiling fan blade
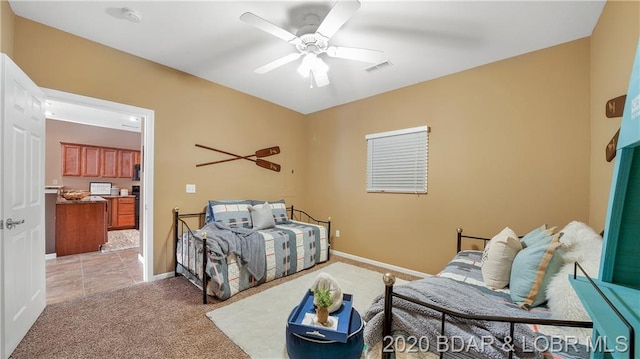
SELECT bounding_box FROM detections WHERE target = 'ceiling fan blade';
[311,69,330,88]
[254,53,302,74]
[316,0,361,40]
[326,46,385,63]
[240,12,300,45]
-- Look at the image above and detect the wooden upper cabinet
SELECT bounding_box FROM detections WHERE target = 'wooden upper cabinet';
[118,150,135,178]
[101,148,119,178]
[81,146,101,177]
[61,143,81,176]
[61,143,140,178]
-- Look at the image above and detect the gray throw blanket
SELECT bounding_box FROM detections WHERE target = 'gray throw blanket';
[195,222,265,282]
[363,276,548,359]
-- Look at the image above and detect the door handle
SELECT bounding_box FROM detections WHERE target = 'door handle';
[6,218,25,230]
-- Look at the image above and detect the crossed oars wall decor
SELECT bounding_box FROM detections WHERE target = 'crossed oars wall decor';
[195,144,281,172]
[605,95,626,162]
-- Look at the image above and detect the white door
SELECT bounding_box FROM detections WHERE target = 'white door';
[0,54,46,358]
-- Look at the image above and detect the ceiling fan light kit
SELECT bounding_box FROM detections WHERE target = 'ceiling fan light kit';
[240,0,385,88]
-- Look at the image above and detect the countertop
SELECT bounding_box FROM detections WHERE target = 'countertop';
[56,196,108,205]
[99,195,136,198]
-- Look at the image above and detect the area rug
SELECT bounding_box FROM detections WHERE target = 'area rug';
[102,229,140,252]
[206,262,408,359]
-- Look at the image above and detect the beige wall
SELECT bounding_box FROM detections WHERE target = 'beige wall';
[13,18,307,275]
[9,2,640,276]
[588,0,640,231]
[0,0,15,56]
[306,39,592,274]
[45,119,142,191]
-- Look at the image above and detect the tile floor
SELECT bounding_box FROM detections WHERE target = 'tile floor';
[46,247,143,305]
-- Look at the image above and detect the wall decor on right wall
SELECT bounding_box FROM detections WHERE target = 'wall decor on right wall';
[604,94,626,162]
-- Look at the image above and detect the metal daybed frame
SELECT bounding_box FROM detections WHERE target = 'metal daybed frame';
[173,205,331,304]
[379,228,604,359]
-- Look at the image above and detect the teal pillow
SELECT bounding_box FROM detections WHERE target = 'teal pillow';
[520,225,555,248]
[510,232,564,308]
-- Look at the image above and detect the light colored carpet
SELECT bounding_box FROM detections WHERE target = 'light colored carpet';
[102,229,140,252]
[206,262,408,359]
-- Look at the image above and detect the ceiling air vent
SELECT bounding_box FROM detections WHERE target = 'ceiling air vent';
[365,61,393,73]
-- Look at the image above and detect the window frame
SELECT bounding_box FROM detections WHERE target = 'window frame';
[365,125,429,194]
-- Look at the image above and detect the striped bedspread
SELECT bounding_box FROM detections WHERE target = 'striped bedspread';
[362,250,591,359]
[177,220,328,300]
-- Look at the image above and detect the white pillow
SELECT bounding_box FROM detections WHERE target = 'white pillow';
[248,202,276,230]
[481,227,522,289]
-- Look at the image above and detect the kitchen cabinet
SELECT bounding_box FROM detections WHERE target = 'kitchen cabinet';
[61,143,81,176]
[55,198,107,256]
[101,148,118,177]
[118,150,135,178]
[81,145,101,177]
[60,142,140,179]
[106,196,136,230]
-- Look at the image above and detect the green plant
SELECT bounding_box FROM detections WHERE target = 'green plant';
[313,287,334,309]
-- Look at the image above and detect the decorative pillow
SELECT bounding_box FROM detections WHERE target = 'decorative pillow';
[510,232,564,308]
[253,199,289,224]
[248,202,276,230]
[481,227,522,289]
[206,200,253,228]
[519,224,555,248]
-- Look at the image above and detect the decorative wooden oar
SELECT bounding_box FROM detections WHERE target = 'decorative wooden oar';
[195,144,281,172]
[605,95,626,162]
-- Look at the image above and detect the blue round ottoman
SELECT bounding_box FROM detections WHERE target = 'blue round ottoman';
[286,306,364,359]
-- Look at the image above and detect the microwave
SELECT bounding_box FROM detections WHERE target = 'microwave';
[133,164,141,181]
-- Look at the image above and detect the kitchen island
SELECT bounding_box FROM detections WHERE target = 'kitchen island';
[55,196,107,256]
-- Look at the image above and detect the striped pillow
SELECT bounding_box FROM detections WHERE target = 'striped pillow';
[509,231,564,308]
[206,200,253,228]
[251,199,289,224]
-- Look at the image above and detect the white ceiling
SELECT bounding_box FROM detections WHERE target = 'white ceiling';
[10,0,605,115]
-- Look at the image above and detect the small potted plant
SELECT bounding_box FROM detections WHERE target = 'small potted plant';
[313,287,334,326]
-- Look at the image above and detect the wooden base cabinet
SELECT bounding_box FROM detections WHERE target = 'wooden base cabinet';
[55,201,107,256]
[106,196,136,230]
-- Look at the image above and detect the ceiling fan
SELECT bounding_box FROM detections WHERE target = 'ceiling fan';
[240,0,385,88]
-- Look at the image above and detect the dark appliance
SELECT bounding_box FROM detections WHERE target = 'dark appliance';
[133,164,141,181]
[131,185,140,230]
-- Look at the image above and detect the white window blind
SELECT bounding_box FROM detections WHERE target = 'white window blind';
[366,126,428,193]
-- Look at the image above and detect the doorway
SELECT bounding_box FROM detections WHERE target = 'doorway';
[42,88,155,284]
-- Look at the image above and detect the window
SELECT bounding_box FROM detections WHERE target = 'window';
[366,125,429,193]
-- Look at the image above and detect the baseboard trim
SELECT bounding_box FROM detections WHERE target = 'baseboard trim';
[45,253,57,260]
[151,252,429,282]
[153,271,175,281]
[331,250,430,278]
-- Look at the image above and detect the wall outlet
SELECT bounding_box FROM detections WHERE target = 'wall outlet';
[186,184,196,193]
[335,230,340,238]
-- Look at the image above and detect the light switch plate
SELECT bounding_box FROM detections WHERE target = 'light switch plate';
[186,184,196,193]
